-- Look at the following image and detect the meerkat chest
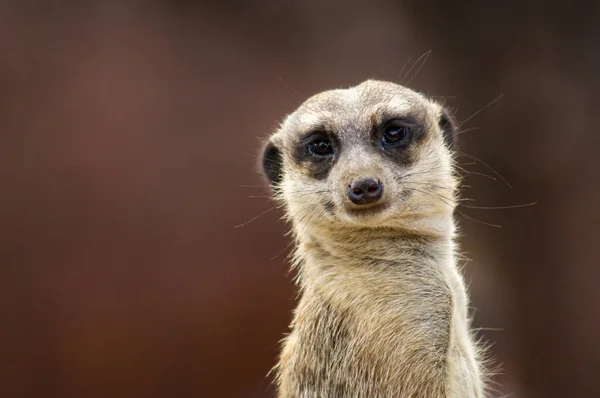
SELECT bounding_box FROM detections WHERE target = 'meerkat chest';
[278,291,451,398]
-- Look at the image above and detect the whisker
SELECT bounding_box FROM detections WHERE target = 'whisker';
[454,166,498,182]
[400,181,456,193]
[398,166,447,179]
[456,127,481,136]
[271,239,295,261]
[456,152,513,189]
[430,95,457,99]
[234,206,276,228]
[472,327,504,332]
[395,56,413,83]
[402,49,432,85]
[408,186,502,228]
[459,213,502,228]
[405,49,433,85]
[238,184,270,188]
[283,189,330,200]
[457,94,504,129]
[461,202,537,210]
[407,186,455,209]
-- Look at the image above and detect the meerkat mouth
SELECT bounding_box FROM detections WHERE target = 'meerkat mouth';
[343,201,391,220]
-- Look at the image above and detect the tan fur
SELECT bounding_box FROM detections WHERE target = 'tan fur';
[263,80,485,397]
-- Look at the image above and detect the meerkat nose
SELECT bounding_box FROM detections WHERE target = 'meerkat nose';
[347,178,383,205]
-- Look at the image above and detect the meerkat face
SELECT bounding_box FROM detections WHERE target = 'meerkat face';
[262,80,458,231]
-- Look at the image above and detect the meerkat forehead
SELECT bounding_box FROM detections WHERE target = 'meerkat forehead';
[283,80,439,141]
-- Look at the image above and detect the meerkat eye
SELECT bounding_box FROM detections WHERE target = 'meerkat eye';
[382,122,411,146]
[308,136,334,156]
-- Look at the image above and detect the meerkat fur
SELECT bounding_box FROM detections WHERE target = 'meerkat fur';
[261,80,487,398]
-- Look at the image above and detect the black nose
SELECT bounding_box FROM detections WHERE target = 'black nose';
[347,178,383,205]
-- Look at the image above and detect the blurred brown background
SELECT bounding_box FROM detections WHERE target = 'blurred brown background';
[0,1,598,397]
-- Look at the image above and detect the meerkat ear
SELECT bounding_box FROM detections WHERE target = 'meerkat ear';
[261,139,284,189]
[439,108,457,149]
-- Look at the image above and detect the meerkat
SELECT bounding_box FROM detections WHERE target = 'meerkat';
[260,80,486,397]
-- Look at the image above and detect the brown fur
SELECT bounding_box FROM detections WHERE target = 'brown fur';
[262,80,485,397]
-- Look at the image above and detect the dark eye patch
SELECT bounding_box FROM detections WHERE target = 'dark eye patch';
[374,118,424,166]
[293,131,338,180]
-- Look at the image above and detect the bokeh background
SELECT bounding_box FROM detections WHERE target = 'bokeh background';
[1,1,599,397]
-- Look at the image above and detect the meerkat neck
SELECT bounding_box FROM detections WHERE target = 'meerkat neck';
[297,234,450,313]
[294,219,456,293]
[277,220,483,398]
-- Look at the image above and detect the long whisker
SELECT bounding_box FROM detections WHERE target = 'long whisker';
[457,94,504,129]
[461,202,537,210]
[397,158,504,190]
[395,56,413,83]
[456,152,513,189]
[271,239,296,261]
[401,179,535,211]
[454,165,498,182]
[430,95,457,100]
[405,186,455,209]
[405,49,433,86]
[234,206,276,228]
[282,189,330,200]
[457,212,502,228]
[456,127,481,136]
[407,186,502,228]
[238,184,271,188]
[402,49,432,85]
[400,180,457,194]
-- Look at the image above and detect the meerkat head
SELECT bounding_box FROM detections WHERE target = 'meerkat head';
[261,80,458,234]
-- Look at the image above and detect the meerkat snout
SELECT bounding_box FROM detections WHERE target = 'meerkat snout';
[347,177,383,205]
